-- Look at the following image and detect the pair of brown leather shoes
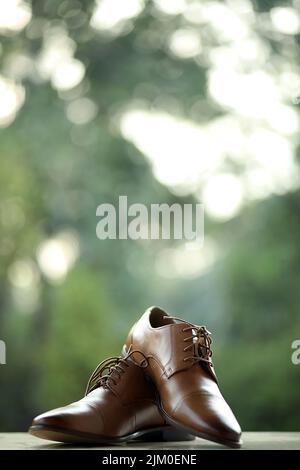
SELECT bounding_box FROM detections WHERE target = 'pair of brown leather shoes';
[29,307,242,447]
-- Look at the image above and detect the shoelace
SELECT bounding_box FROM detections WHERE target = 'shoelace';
[163,315,213,367]
[85,347,148,396]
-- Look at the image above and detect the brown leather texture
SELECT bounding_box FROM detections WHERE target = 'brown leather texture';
[30,354,172,442]
[124,306,242,448]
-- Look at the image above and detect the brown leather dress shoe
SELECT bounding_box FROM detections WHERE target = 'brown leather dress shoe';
[123,307,242,448]
[29,349,193,444]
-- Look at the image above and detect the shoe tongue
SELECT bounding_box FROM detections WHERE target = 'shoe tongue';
[170,319,190,332]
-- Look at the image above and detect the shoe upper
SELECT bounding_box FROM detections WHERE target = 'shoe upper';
[32,352,165,439]
[124,306,242,444]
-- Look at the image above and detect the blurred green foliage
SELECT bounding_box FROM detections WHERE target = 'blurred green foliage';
[0,0,300,432]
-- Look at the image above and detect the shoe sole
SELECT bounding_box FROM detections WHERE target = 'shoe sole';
[29,424,194,445]
[122,345,242,449]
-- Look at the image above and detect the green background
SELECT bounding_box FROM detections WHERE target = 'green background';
[0,0,300,431]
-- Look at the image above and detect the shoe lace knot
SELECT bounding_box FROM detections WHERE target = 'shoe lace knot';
[85,347,148,395]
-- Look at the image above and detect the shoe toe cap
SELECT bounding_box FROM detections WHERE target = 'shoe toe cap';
[172,392,242,445]
[31,401,104,435]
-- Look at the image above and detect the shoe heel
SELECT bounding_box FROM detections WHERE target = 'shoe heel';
[138,426,194,442]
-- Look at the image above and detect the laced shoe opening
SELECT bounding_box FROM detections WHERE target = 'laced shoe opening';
[149,307,175,328]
